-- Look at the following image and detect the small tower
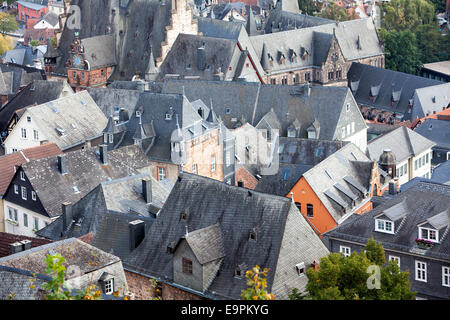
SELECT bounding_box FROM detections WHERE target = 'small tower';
[378,149,396,178]
[145,45,159,82]
[246,6,258,36]
[44,39,59,79]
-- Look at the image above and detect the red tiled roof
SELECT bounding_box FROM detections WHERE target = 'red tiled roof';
[0,143,62,196]
[0,232,52,258]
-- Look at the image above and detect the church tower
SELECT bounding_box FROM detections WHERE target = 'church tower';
[44,39,59,79]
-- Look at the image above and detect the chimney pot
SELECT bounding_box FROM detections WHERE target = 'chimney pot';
[9,242,23,255]
[388,180,397,195]
[20,239,32,251]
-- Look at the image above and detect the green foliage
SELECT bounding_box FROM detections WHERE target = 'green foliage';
[415,25,450,63]
[426,0,446,13]
[300,239,415,300]
[378,28,422,75]
[288,287,307,300]
[29,40,40,47]
[381,0,436,32]
[241,265,275,300]
[0,12,18,35]
[316,1,355,22]
[297,0,321,15]
[40,253,104,300]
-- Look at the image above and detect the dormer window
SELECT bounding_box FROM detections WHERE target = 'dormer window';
[182,258,193,274]
[418,227,439,243]
[295,262,305,276]
[249,228,257,241]
[375,219,394,234]
[165,113,172,120]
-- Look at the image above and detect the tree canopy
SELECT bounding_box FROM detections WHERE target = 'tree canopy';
[0,12,18,35]
[291,238,416,300]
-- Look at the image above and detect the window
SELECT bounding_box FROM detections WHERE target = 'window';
[157,167,166,181]
[306,204,313,217]
[305,72,310,81]
[81,72,85,80]
[14,185,19,194]
[295,202,301,213]
[389,256,400,267]
[103,278,114,294]
[34,217,39,230]
[20,171,25,181]
[443,266,450,287]
[375,219,394,234]
[415,261,427,282]
[21,128,27,139]
[414,159,418,170]
[351,122,355,133]
[346,124,351,136]
[211,156,216,172]
[341,127,346,138]
[419,227,438,243]
[425,153,429,163]
[8,207,18,221]
[72,71,76,80]
[33,130,39,140]
[108,134,113,144]
[27,116,31,122]
[101,69,105,77]
[226,151,231,167]
[182,258,193,274]
[192,164,197,174]
[295,262,305,276]
[346,103,350,112]
[340,246,351,257]
[21,186,27,200]
[32,191,37,201]
[23,213,28,227]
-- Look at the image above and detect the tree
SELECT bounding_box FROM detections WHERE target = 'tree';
[381,0,436,32]
[297,0,321,15]
[292,238,416,300]
[316,1,353,22]
[241,265,275,300]
[378,28,422,75]
[428,0,446,13]
[415,24,450,63]
[0,12,18,35]
[0,33,13,55]
[29,39,40,47]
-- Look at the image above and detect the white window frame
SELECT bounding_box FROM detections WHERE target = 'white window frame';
[157,167,166,181]
[192,163,197,174]
[419,227,439,243]
[443,266,450,287]
[226,151,231,167]
[23,213,28,227]
[8,207,18,221]
[340,245,351,257]
[351,121,355,134]
[415,260,427,282]
[14,185,19,194]
[32,191,37,201]
[375,219,394,234]
[21,128,27,139]
[211,156,216,172]
[21,186,27,200]
[295,262,305,277]
[33,129,39,141]
[104,278,114,294]
[389,255,400,268]
[20,171,25,181]
[108,134,114,144]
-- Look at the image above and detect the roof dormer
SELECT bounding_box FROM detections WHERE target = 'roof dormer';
[417,210,450,244]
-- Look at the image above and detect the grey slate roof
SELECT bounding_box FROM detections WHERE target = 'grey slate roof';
[55,0,173,80]
[185,224,225,265]
[17,145,150,218]
[0,63,43,97]
[0,265,50,300]
[160,79,365,140]
[263,10,333,34]
[414,118,450,151]
[411,83,450,120]
[348,63,444,121]
[80,34,117,69]
[0,80,71,134]
[367,126,436,163]
[124,173,329,299]
[431,161,450,185]
[324,181,450,262]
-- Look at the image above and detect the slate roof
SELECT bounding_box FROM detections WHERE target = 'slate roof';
[14,90,108,150]
[431,161,450,185]
[16,145,150,218]
[411,83,450,120]
[0,232,52,258]
[324,182,450,262]
[367,126,436,163]
[251,18,383,75]
[37,174,172,259]
[124,173,329,299]
[0,143,62,196]
[185,224,225,265]
[348,63,444,121]
[263,10,333,34]
[0,63,43,97]
[16,0,47,10]
[414,118,450,151]
[422,60,450,76]
[157,34,241,81]
[0,80,72,134]
[160,79,365,140]
[302,143,377,223]
[0,265,50,300]
[0,238,120,280]
[80,34,117,69]
[55,0,173,80]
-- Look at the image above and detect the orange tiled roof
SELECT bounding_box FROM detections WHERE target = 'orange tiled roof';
[0,143,62,196]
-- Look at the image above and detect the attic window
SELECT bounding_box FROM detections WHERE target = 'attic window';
[27,116,31,122]
[180,212,188,220]
[182,258,193,274]
[55,127,65,136]
[295,262,305,276]
[249,228,257,241]
[375,219,394,234]
[72,186,80,194]
[165,113,172,120]
[418,227,439,243]
[136,110,141,117]
[226,108,231,114]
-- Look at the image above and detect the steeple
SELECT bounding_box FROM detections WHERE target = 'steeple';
[145,44,159,81]
[261,42,271,73]
[246,6,258,36]
[44,39,59,79]
[133,116,147,145]
[206,98,218,123]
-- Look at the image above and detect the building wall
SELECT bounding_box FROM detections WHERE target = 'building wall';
[4,111,47,154]
[343,128,367,153]
[68,66,113,91]
[148,160,179,184]
[0,198,4,232]
[18,3,48,22]
[326,238,450,300]
[234,166,258,190]
[3,200,52,237]
[173,240,203,292]
[411,149,433,180]
[289,177,337,235]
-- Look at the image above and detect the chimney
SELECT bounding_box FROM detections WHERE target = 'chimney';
[20,239,32,251]
[197,46,205,71]
[129,220,145,251]
[9,242,23,255]
[394,177,400,193]
[57,154,68,174]
[142,179,152,204]
[119,109,129,122]
[388,180,397,195]
[136,80,146,92]
[62,202,73,232]
[99,145,108,164]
